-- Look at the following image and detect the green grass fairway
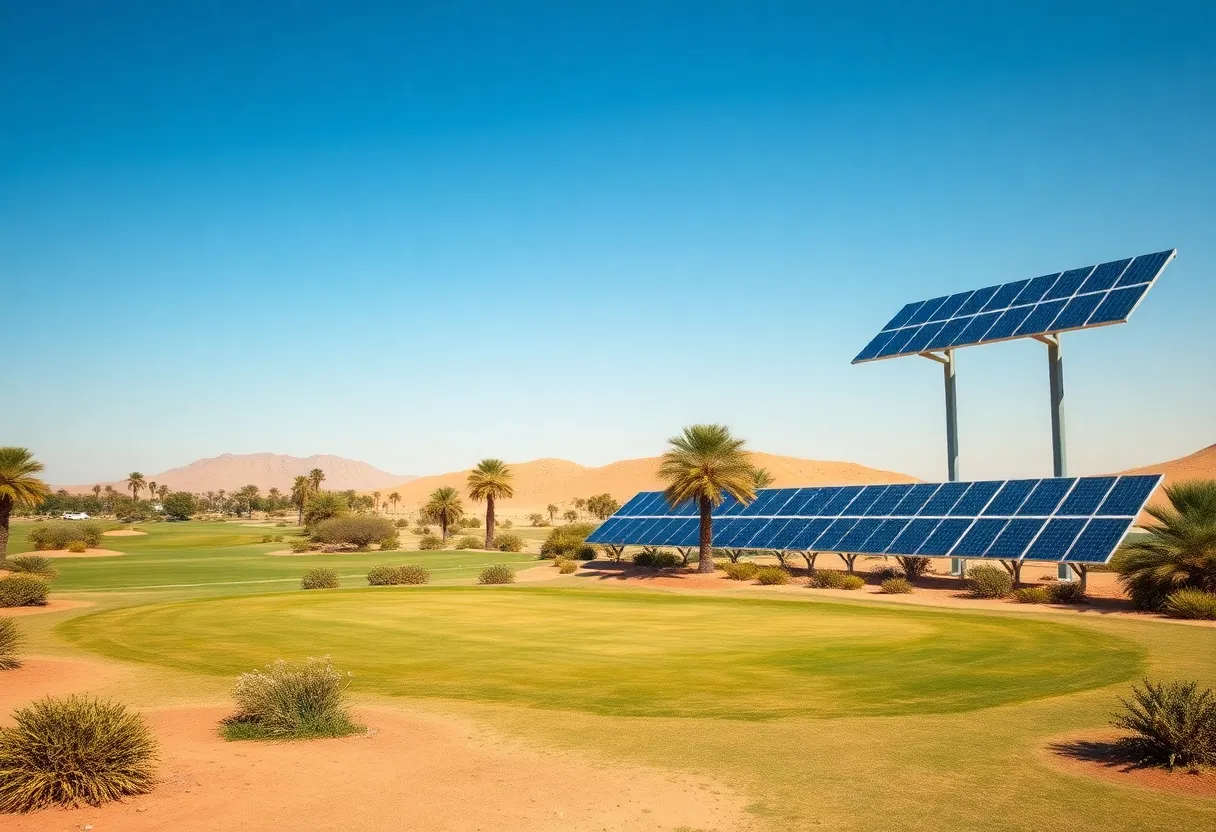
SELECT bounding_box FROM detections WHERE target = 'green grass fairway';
[62,587,1141,719]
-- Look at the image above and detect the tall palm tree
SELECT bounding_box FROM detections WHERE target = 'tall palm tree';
[156,484,169,503]
[423,487,465,540]
[0,447,52,559]
[389,492,401,514]
[546,503,558,524]
[126,472,146,502]
[290,476,312,526]
[148,481,157,501]
[308,468,325,493]
[1116,480,1216,610]
[92,484,101,500]
[467,459,514,549]
[752,467,775,489]
[372,491,381,514]
[658,424,757,573]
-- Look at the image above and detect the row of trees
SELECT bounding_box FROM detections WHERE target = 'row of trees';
[418,460,514,549]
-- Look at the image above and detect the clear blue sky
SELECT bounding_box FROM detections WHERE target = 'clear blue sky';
[3,1,1214,484]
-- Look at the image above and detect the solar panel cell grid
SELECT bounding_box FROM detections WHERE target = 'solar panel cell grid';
[1011,274,1060,306]
[983,479,1038,516]
[982,280,1030,312]
[1050,292,1105,331]
[1017,478,1075,516]
[1078,258,1131,294]
[1088,285,1149,326]
[949,481,1002,516]
[915,519,971,555]
[1097,476,1159,516]
[952,519,1007,557]
[1043,266,1094,300]
[1026,518,1086,560]
[1117,250,1171,287]
[1058,477,1116,515]
[985,519,1046,559]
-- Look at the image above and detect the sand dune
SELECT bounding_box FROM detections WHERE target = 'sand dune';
[1120,442,1216,520]
[382,452,916,515]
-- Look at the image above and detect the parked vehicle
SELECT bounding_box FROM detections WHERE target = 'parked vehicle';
[60,512,91,520]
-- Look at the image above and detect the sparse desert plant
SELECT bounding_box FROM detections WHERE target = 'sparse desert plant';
[367,564,429,586]
[1013,586,1050,604]
[0,695,157,812]
[395,564,430,585]
[288,537,312,553]
[67,540,88,554]
[869,565,905,583]
[722,562,759,581]
[894,555,933,581]
[0,575,49,607]
[1164,589,1216,620]
[454,535,482,550]
[633,547,682,569]
[300,568,339,590]
[755,566,791,585]
[494,533,524,552]
[1112,679,1216,769]
[810,570,850,589]
[418,534,444,550]
[311,515,395,549]
[558,559,578,574]
[260,534,274,543]
[4,556,57,580]
[378,533,400,551]
[0,618,22,669]
[1046,581,1086,605]
[412,525,431,536]
[881,577,913,594]
[540,522,598,559]
[394,518,409,528]
[572,543,597,560]
[840,575,865,590]
[966,565,1013,598]
[221,656,361,741]
[478,564,515,584]
[27,521,102,551]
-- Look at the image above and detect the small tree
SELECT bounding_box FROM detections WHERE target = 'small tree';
[586,493,621,521]
[303,491,348,528]
[421,487,464,540]
[125,472,146,502]
[546,503,558,524]
[563,509,578,523]
[161,491,198,520]
[0,447,52,559]
[468,459,514,550]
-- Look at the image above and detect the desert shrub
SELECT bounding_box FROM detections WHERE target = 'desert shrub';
[288,537,312,553]
[367,565,400,586]
[0,618,21,670]
[311,515,395,549]
[275,522,287,527]
[1164,589,1216,620]
[540,522,598,559]
[499,519,513,529]
[881,578,913,594]
[571,543,596,560]
[394,518,409,528]
[633,547,682,569]
[494,533,524,553]
[0,575,49,607]
[378,533,400,551]
[840,575,865,590]
[1112,679,1216,769]
[756,566,791,585]
[4,556,58,580]
[478,564,515,584]
[966,565,1012,598]
[67,540,88,554]
[396,564,430,584]
[221,656,361,741]
[412,526,431,536]
[722,562,759,581]
[1013,586,1050,604]
[418,534,443,550]
[0,695,157,811]
[810,570,850,589]
[302,491,348,528]
[367,564,429,586]
[27,521,102,551]
[1046,581,1087,605]
[459,517,481,529]
[894,555,933,581]
[300,568,339,590]
[869,565,904,583]
[260,535,274,543]
[558,560,578,574]
[454,535,482,550]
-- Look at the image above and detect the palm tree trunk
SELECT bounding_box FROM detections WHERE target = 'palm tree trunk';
[0,496,11,560]
[698,495,713,573]
[485,496,495,550]
[297,503,304,526]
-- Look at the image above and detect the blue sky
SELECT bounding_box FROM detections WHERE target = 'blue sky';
[3,1,1214,484]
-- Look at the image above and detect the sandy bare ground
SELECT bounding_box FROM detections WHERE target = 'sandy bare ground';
[0,599,94,618]
[103,529,147,537]
[26,548,124,558]
[1041,730,1216,799]
[1,658,749,832]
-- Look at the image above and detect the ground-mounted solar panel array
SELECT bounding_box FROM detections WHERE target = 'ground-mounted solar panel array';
[852,249,1175,363]
[586,475,1160,564]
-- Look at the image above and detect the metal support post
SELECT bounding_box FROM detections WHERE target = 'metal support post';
[922,349,964,576]
[1040,334,1076,581]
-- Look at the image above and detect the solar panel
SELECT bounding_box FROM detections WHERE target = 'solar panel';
[853,249,1174,363]
[584,474,1161,565]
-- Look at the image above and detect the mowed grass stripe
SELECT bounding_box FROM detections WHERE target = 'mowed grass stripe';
[60,586,1142,720]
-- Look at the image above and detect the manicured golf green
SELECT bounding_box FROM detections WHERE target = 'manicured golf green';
[62,587,1141,719]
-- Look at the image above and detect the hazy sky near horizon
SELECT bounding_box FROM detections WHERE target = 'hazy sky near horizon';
[3,1,1214,485]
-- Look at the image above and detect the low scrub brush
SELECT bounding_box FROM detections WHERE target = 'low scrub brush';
[0,576,49,608]
[1112,679,1216,769]
[632,548,682,569]
[3,556,57,580]
[494,533,525,553]
[300,568,340,590]
[1164,589,1216,620]
[0,619,22,670]
[454,535,482,550]
[1013,586,1050,604]
[0,695,157,812]
[418,534,444,550]
[810,570,851,589]
[755,566,791,585]
[722,562,759,581]
[1046,581,1087,604]
[478,564,516,584]
[880,578,913,594]
[966,565,1012,599]
[558,560,578,574]
[221,656,362,741]
[288,537,312,553]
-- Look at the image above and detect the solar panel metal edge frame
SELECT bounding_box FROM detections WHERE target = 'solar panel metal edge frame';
[851,249,1176,365]
[585,474,1161,565]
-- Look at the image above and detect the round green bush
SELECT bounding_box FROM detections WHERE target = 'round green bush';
[367,565,401,586]
[0,618,22,670]
[810,570,851,589]
[378,533,401,551]
[558,560,578,574]
[966,565,1013,599]
[478,564,516,584]
[396,564,430,585]
[1164,589,1216,620]
[453,535,482,550]
[633,548,682,569]
[1046,581,1087,605]
[880,577,913,594]
[540,522,598,559]
[311,515,395,549]
[300,568,340,590]
[0,695,157,812]
[418,534,444,550]
[1013,586,1050,604]
[722,562,759,581]
[755,566,791,585]
[67,540,88,554]
[288,537,312,553]
[841,575,865,590]
[494,533,525,553]
[0,575,49,607]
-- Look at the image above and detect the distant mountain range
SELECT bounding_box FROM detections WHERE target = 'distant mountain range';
[1120,442,1216,518]
[61,453,415,495]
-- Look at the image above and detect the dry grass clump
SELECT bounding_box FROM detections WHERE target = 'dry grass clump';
[755,566,791,585]
[0,695,157,812]
[418,534,444,550]
[722,562,759,581]
[1046,581,1086,604]
[478,564,516,584]
[221,656,362,741]
[0,619,22,670]
[0,575,49,607]
[558,559,578,574]
[810,570,863,590]
[1112,679,1216,770]
[1013,586,1050,604]
[1164,589,1216,620]
[880,577,913,594]
[300,568,340,590]
[3,556,57,579]
[453,535,482,550]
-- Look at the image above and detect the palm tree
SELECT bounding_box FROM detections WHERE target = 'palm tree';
[156,484,169,503]
[752,467,775,489]
[126,472,146,502]
[372,491,381,514]
[658,424,758,573]
[546,503,558,524]
[467,459,514,549]
[1116,480,1216,610]
[267,487,281,512]
[423,487,465,540]
[290,476,312,526]
[0,447,52,559]
[308,468,325,493]
[92,484,101,500]
[389,492,401,514]
[148,481,157,501]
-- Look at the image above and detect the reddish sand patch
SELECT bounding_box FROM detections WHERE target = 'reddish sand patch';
[0,599,95,618]
[0,657,117,716]
[29,548,123,558]
[1043,730,1216,799]
[103,529,147,537]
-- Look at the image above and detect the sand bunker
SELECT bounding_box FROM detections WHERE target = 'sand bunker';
[0,657,117,715]
[1043,730,1216,799]
[0,599,95,618]
[104,529,147,537]
[30,547,124,558]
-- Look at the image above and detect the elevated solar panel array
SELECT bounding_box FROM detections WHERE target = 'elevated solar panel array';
[853,249,1174,363]
[585,475,1160,565]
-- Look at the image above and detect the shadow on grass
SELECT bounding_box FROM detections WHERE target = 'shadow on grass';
[1048,738,1162,773]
